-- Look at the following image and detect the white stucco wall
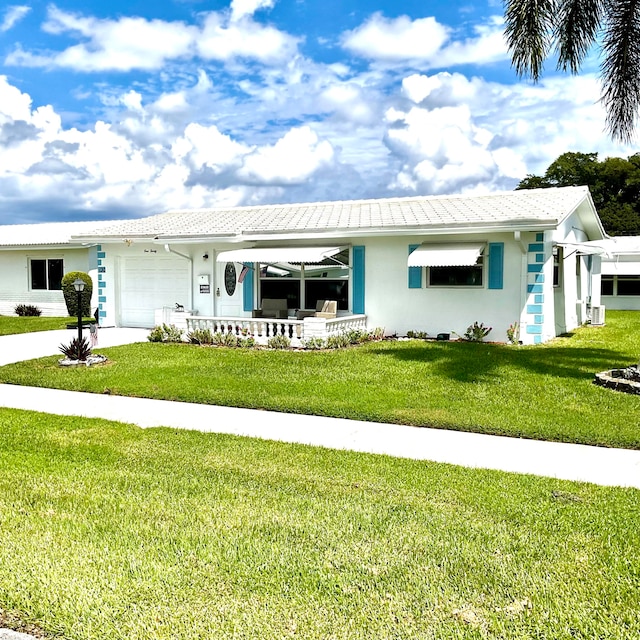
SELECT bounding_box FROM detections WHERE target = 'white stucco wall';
[0,247,91,316]
[359,233,523,342]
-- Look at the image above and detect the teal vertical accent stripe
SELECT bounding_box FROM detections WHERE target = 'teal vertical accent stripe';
[408,244,422,289]
[487,242,504,290]
[352,246,365,314]
[242,262,254,312]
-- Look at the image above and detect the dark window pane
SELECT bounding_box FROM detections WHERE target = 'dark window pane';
[601,276,614,296]
[305,280,349,310]
[48,259,63,290]
[260,279,300,309]
[429,265,483,287]
[31,260,47,290]
[617,277,640,296]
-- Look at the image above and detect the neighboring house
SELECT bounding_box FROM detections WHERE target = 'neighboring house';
[599,236,640,311]
[66,185,609,345]
[0,220,117,316]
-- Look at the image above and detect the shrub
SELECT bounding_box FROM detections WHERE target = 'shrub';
[326,333,350,349]
[406,330,428,339]
[59,336,92,361]
[188,328,215,345]
[506,322,520,344]
[14,304,42,317]
[147,324,184,343]
[267,334,291,349]
[302,337,326,350]
[61,272,93,318]
[238,336,256,348]
[462,322,492,342]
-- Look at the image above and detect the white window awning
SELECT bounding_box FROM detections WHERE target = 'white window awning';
[408,243,485,267]
[217,246,343,264]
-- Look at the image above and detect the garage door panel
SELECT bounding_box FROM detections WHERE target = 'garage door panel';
[120,256,190,327]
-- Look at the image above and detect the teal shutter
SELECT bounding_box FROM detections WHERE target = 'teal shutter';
[408,244,422,288]
[352,246,365,314]
[242,262,254,312]
[488,243,504,290]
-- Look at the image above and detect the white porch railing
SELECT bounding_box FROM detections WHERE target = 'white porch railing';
[185,314,367,347]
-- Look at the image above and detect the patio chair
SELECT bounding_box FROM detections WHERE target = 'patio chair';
[314,300,337,319]
[296,299,327,320]
[252,298,288,319]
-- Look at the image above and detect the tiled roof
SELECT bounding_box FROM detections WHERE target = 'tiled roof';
[74,186,593,240]
[0,220,121,247]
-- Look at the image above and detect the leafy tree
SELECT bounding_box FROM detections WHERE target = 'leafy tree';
[61,271,93,318]
[516,151,640,235]
[504,0,640,142]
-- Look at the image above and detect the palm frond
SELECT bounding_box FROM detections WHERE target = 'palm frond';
[601,0,640,142]
[504,0,558,80]
[554,0,603,73]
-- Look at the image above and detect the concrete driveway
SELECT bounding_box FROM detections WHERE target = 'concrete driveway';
[0,327,150,366]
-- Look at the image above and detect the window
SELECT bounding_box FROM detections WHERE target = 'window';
[601,275,640,296]
[258,248,350,310]
[428,256,483,287]
[601,275,614,296]
[30,259,63,290]
[553,246,562,287]
[617,277,640,296]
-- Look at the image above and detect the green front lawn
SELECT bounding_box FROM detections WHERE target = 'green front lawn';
[1,311,639,449]
[0,408,638,640]
[0,316,73,335]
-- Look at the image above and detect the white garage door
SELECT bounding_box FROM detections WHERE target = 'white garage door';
[120,255,190,327]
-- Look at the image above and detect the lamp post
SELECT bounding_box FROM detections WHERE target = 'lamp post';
[72,278,85,346]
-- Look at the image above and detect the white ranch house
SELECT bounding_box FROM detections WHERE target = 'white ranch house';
[2,186,635,345]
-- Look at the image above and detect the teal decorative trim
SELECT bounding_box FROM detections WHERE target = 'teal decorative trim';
[527,305,543,314]
[534,294,544,304]
[528,243,544,252]
[534,274,545,283]
[534,335,542,344]
[408,244,422,289]
[527,284,543,293]
[527,264,543,273]
[487,242,504,289]
[98,296,106,303]
[526,325,542,334]
[535,253,544,263]
[242,262,254,312]
[352,246,365,314]
[536,233,544,242]
[97,251,106,259]
[534,315,544,324]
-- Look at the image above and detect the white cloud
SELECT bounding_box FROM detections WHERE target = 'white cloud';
[230,0,275,22]
[341,12,507,68]
[1,5,30,32]
[383,71,635,195]
[238,126,335,184]
[5,4,298,71]
[341,13,449,62]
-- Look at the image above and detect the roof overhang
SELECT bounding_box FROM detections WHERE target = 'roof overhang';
[408,243,485,267]
[216,246,344,264]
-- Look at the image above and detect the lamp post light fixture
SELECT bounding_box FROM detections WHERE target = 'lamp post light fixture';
[72,278,85,347]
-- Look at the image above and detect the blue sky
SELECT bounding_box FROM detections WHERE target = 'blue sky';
[0,0,635,224]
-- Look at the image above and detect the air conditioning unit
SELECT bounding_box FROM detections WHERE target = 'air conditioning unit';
[591,305,606,326]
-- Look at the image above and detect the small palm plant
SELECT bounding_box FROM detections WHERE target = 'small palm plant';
[59,336,92,361]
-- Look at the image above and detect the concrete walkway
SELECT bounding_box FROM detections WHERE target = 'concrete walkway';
[0,328,639,489]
